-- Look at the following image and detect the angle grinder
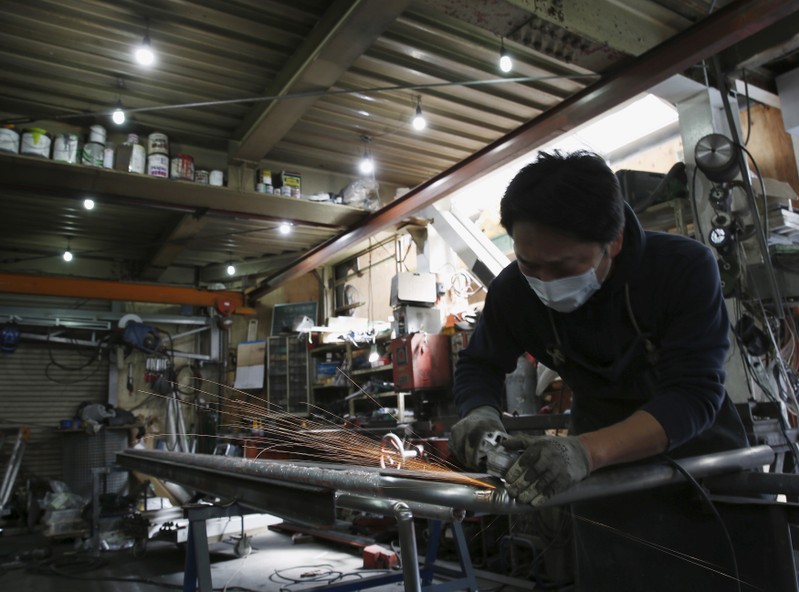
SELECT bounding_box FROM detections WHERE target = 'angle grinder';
[476,430,523,478]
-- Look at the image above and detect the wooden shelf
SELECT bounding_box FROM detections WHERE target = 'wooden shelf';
[0,152,367,228]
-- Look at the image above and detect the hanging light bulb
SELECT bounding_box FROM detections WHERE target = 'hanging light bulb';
[63,239,73,262]
[499,38,512,73]
[359,136,375,175]
[226,263,236,276]
[412,96,426,131]
[368,343,379,364]
[112,100,126,125]
[278,222,292,235]
[134,18,156,66]
[83,198,95,210]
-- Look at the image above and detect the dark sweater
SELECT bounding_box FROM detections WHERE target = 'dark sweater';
[454,205,747,454]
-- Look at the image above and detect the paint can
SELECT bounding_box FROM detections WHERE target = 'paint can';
[52,133,79,163]
[147,153,169,178]
[170,153,194,181]
[20,128,51,158]
[89,124,106,145]
[0,127,20,154]
[194,169,209,184]
[80,141,104,167]
[209,169,224,186]
[147,132,169,155]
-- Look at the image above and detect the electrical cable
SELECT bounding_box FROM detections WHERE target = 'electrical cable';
[741,70,752,147]
[268,563,390,592]
[689,164,706,243]
[0,74,599,126]
[737,144,770,238]
[660,455,741,592]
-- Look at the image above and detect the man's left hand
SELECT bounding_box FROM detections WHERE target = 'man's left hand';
[502,435,591,506]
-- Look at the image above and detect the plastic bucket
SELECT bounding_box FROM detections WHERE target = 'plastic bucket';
[80,141,104,167]
[89,124,106,144]
[20,128,51,158]
[0,127,19,154]
[52,133,79,163]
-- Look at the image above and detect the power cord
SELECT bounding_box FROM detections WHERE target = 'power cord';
[661,455,741,592]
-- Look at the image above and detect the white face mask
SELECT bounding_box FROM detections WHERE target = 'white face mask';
[522,252,606,313]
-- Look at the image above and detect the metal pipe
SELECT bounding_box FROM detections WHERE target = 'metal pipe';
[336,493,465,522]
[543,445,775,506]
[703,471,799,497]
[118,448,515,515]
[117,446,774,515]
[394,502,422,592]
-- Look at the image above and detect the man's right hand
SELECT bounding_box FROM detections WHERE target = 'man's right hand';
[449,406,505,470]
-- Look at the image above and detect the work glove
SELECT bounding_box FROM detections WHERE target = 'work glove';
[449,406,505,470]
[503,435,591,506]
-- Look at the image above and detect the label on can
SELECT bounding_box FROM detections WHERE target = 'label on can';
[194,169,209,184]
[170,154,195,180]
[147,153,169,177]
[147,132,169,155]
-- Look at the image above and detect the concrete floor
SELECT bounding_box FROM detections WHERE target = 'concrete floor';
[0,515,535,591]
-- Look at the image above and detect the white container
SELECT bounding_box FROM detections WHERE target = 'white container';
[52,133,79,163]
[89,124,106,145]
[80,141,104,167]
[209,169,224,186]
[194,169,209,184]
[147,132,169,155]
[20,128,51,158]
[0,127,20,154]
[147,153,169,178]
[125,134,146,174]
[103,143,115,168]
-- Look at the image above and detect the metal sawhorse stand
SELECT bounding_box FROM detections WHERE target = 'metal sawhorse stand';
[181,500,479,592]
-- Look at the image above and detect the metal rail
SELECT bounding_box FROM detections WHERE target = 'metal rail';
[117,445,775,519]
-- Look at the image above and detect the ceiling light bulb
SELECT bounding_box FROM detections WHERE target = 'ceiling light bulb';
[83,198,95,210]
[63,249,73,262]
[226,263,236,276]
[135,37,155,66]
[412,105,426,131]
[112,103,126,125]
[499,51,512,73]
[499,39,512,73]
[279,222,292,235]
[359,157,375,175]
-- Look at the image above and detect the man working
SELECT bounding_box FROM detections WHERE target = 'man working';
[450,150,749,589]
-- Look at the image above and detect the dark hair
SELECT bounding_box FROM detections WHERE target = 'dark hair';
[500,150,625,244]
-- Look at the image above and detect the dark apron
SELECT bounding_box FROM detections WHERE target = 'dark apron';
[545,287,750,591]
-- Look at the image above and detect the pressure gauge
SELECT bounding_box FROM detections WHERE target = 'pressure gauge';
[709,225,733,252]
